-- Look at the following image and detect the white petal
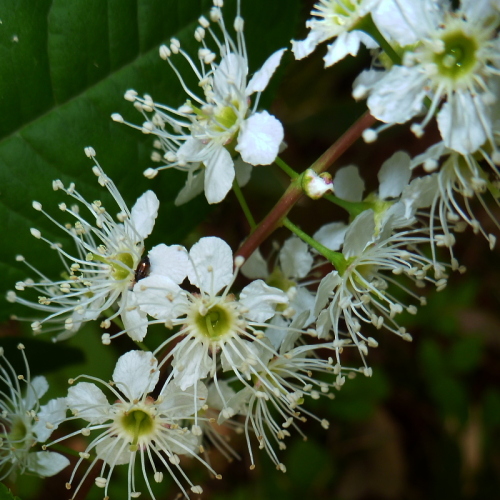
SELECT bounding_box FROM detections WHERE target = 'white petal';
[314,271,340,316]
[27,451,70,477]
[175,167,205,206]
[134,275,186,320]
[313,222,348,251]
[95,436,131,466]
[188,236,234,294]
[378,151,412,199]
[218,388,254,424]
[33,397,67,442]
[402,173,439,211]
[112,350,159,401]
[236,111,284,165]
[410,142,447,169]
[367,66,427,124]
[213,53,247,99]
[239,280,288,323]
[24,376,48,410]
[120,291,149,342]
[462,0,498,22]
[265,315,290,350]
[352,68,386,99]
[372,0,441,45]
[246,48,286,95]
[316,308,332,339]
[129,191,159,241]
[290,287,316,327]
[204,146,235,204]
[177,137,206,161]
[324,31,361,67]
[279,236,313,279]
[221,338,260,376]
[159,380,208,416]
[437,92,489,154]
[291,30,323,60]
[148,243,189,284]
[168,429,199,456]
[67,382,110,424]
[240,248,269,280]
[234,157,253,187]
[172,341,212,391]
[334,165,364,202]
[343,210,376,258]
[207,380,236,411]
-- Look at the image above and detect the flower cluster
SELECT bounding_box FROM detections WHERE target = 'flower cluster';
[3,0,500,498]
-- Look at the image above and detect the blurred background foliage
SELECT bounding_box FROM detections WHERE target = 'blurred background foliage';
[1,0,500,499]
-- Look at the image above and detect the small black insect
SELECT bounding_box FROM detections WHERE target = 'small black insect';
[134,256,151,284]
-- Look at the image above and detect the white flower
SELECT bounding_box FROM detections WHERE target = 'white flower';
[53,351,215,500]
[359,0,500,156]
[314,209,448,367]
[411,141,499,252]
[241,236,317,348]
[218,340,352,471]
[291,0,379,67]
[133,237,290,399]
[115,1,285,204]
[7,150,159,341]
[0,344,69,480]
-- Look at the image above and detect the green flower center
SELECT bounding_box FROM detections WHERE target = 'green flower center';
[195,304,232,340]
[434,30,478,79]
[331,0,356,22]
[214,103,240,131]
[121,409,154,452]
[112,252,135,281]
[9,417,29,450]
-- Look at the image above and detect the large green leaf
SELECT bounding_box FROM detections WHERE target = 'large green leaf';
[0,483,20,500]
[0,0,300,322]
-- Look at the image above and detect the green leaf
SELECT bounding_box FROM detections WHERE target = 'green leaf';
[0,483,21,500]
[0,0,299,322]
[0,336,84,376]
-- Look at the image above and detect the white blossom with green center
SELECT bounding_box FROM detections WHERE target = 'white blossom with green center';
[53,350,214,500]
[292,0,380,67]
[0,345,68,480]
[7,149,159,341]
[314,209,448,369]
[113,0,285,205]
[132,237,291,411]
[362,0,500,156]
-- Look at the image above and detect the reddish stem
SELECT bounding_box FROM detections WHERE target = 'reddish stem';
[236,111,376,261]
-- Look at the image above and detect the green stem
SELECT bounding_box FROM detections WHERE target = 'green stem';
[283,218,346,273]
[235,111,375,262]
[233,178,257,230]
[275,157,299,179]
[324,194,372,218]
[134,341,150,352]
[356,13,402,66]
